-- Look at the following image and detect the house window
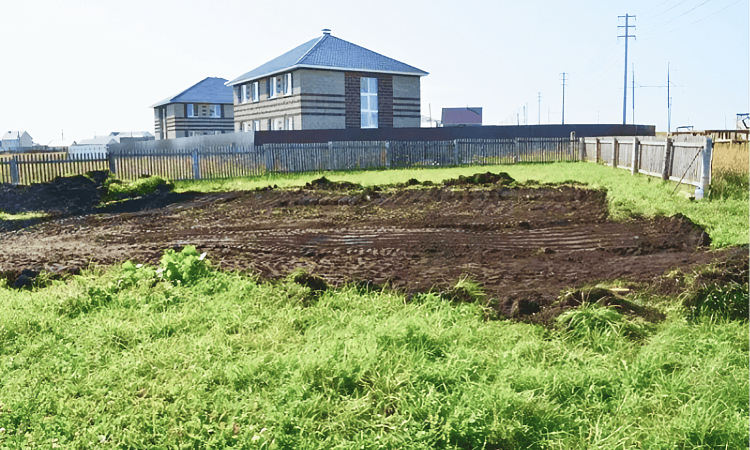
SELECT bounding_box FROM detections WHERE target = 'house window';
[242,122,251,132]
[283,73,292,96]
[361,77,378,129]
[252,82,259,102]
[188,131,198,137]
[254,120,260,131]
[187,104,197,117]
[210,105,221,117]
[272,117,284,131]
[241,85,248,104]
[286,116,294,130]
[214,131,222,135]
[269,77,278,99]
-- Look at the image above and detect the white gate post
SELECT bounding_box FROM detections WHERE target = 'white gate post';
[701,137,712,195]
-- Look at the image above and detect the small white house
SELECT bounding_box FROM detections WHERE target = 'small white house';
[68,135,119,158]
[68,131,153,158]
[1,131,34,151]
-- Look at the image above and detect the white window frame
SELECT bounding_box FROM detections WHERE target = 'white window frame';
[210,105,221,117]
[284,73,292,96]
[187,103,196,117]
[253,120,260,131]
[188,130,198,137]
[286,116,294,130]
[252,82,259,102]
[360,77,378,129]
[240,85,248,104]
[242,122,252,132]
[269,76,278,99]
[272,117,284,131]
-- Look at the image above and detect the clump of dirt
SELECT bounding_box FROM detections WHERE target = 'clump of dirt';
[443,171,515,187]
[304,177,361,191]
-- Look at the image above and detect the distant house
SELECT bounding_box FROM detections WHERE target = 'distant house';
[150,77,234,140]
[226,29,428,132]
[68,132,153,158]
[442,108,483,127]
[1,131,34,151]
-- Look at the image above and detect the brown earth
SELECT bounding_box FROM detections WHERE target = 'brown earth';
[0,173,726,320]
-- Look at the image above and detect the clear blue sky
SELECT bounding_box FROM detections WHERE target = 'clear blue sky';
[1,0,747,145]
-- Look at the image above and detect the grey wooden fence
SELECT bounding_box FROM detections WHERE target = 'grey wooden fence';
[1,138,579,185]
[580,135,712,193]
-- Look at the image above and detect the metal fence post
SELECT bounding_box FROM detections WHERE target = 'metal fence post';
[630,137,639,175]
[595,138,601,163]
[453,139,459,165]
[192,149,201,180]
[10,156,19,185]
[385,141,391,168]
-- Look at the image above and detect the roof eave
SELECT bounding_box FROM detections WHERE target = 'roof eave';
[227,64,428,86]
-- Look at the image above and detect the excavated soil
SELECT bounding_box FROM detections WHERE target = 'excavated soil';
[0,173,725,319]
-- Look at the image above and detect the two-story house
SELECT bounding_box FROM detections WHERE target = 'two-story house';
[226,29,428,132]
[150,77,234,140]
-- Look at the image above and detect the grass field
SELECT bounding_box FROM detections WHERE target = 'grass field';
[173,161,749,248]
[1,161,747,449]
[0,247,746,449]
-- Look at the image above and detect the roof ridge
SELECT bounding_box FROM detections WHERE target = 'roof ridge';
[294,34,327,65]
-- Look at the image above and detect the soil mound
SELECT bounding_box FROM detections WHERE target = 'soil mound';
[304,177,361,191]
[0,171,108,215]
[443,171,515,186]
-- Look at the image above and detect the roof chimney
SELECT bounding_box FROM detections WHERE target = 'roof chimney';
[322,28,331,35]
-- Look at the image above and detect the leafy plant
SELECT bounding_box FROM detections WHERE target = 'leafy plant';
[157,245,210,285]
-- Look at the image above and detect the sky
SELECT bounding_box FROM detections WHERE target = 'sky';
[1,0,747,145]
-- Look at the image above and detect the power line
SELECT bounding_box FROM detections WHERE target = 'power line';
[640,0,743,41]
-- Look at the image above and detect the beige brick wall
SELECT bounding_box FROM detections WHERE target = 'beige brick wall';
[393,75,420,99]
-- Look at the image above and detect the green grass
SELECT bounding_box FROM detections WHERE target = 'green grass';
[0,249,746,449]
[0,211,48,221]
[174,162,749,247]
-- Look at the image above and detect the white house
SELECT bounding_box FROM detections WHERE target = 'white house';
[68,135,119,158]
[1,131,34,151]
[68,131,153,158]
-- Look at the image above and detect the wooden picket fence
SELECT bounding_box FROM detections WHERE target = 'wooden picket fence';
[580,135,712,192]
[0,138,579,185]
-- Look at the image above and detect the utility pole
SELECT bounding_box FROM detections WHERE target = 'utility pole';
[632,64,635,125]
[668,63,672,133]
[560,73,568,125]
[538,92,542,125]
[618,14,636,125]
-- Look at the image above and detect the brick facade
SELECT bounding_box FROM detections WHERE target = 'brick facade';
[344,72,394,129]
[232,69,418,131]
[154,103,234,139]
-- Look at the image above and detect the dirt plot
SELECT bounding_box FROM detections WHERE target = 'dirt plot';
[0,173,726,319]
